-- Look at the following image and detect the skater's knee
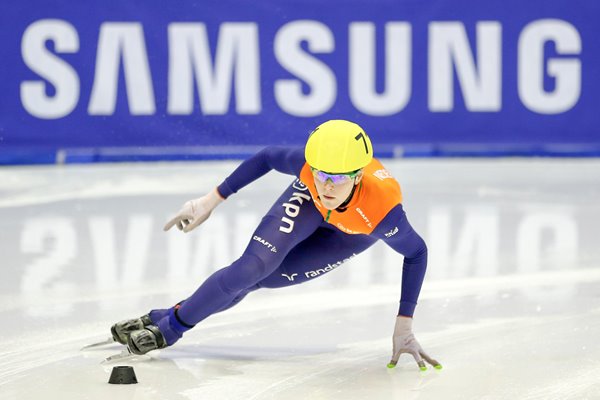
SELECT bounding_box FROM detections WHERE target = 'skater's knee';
[220,253,270,293]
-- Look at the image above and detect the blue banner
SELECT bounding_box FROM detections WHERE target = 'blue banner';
[1,0,599,163]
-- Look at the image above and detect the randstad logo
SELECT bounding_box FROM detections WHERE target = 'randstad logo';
[281,273,298,281]
[384,226,399,238]
[304,253,358,278]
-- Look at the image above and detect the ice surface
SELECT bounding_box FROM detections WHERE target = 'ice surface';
[1,159,599,400]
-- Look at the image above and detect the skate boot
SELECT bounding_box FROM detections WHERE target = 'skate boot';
[127,325,167,355]
[110,314,153,345]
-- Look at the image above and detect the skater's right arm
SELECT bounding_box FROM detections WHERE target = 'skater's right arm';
[217,146,305,199]
[163,188,224,233]
[164,146,304,233]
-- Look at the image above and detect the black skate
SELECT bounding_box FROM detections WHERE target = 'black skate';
[81,314,153,351]
[110,314,153,345]
[127,325,167,355]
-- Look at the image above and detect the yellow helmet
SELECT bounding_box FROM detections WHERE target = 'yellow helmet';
[305,120,373,173]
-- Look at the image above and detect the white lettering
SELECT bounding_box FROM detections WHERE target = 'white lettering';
[89,215,152,291]
[516,211,578,273]
[282,273,298,281]
[18,18,585,120]
[336,222,359,234]
[428,206,499,279]
[373,169,393,181]
[21,218,77,293]
[280,217,294,233]
[429,22,502,112]
[20,218,77,317]
[518,19,581,114]
[167,215,231,283]
[516,210,578,301]
[355,207,373,228]
[289,191,311,205]
[252,235,278,252]
[292,179,309,192]
[274,20,336,116]
[20,19,80,119]
[349,22,411,115]
[384,226,399,238]
[282,202,300,218]
[279,190,311,232]
[88,23,156,115]
[304,253,358,278]
[168,23,261,115]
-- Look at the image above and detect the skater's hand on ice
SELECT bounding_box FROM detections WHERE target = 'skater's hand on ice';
[164,189,224,233]
[387,316,442,371]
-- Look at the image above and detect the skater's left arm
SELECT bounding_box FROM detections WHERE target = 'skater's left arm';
[372,204,442,370]
[373,204,427,318]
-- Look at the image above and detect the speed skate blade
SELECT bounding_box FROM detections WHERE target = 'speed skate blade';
[102,348,134,364]
[80,337,115,350]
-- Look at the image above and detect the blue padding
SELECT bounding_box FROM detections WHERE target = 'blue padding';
[0,151,57,165]
[2,144,600,166]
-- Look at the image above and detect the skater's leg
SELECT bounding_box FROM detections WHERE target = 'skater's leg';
[174,218,314,324]
[159,179,322,345]
[110,288,255,347]
[147,286,254,326]
[213,287,254,313]
[137,226,374,346]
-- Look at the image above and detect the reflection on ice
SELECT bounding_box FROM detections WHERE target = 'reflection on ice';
[1,159,600,399]
[10,200,591,306]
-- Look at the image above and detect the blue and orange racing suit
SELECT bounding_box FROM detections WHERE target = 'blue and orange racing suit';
[150,146,428,345]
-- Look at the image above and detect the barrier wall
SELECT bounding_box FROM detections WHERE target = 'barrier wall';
[1,1,599,163]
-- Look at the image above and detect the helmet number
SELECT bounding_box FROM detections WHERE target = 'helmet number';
[354,132,369,154]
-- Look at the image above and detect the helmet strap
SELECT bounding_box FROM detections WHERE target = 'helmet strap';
[336,178,360,212]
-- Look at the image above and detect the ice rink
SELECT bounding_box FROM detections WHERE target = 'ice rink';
[1,158,599,400]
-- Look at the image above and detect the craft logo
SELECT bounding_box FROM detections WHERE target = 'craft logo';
[355,207,373,228]
[253,235,277,252]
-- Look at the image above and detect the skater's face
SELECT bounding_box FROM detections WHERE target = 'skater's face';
[311,168,363,210]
